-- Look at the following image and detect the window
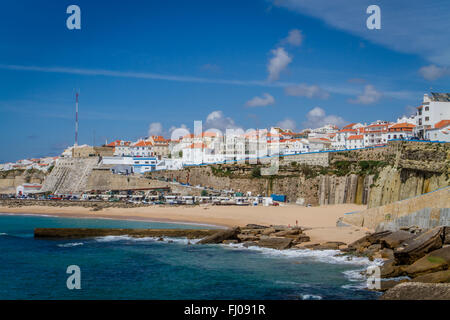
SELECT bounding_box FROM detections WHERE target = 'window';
[425,117,429,121]
[425,106,429,111]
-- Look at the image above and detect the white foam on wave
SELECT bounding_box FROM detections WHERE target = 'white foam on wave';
[301,294,322,300]
[58,242,84,248]
[223,242,381,266]
[94,235,200,245]
[0,213,52,217]
[0,232,7,236]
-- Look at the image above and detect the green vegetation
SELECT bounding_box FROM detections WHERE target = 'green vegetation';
[251,167,261,178]
[201,189,209,196]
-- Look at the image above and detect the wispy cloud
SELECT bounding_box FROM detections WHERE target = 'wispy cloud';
[0,64,419,101]
[285,83,329,99]
[272,0,450,66]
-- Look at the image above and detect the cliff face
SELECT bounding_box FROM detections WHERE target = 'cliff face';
[367,141,449,208]
[149,141,449,207]
[0,170,46,194]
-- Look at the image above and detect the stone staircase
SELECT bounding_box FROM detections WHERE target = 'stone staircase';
[41,157,100,194]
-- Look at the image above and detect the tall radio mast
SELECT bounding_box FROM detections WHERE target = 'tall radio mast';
[75,92,79,146]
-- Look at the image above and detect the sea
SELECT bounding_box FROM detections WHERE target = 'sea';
[0,213,381,300]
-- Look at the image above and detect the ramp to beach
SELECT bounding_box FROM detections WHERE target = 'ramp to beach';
[340,186,450,230]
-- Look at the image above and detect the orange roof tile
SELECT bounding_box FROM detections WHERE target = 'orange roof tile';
[434,120,450,129]
[347,135,363,140]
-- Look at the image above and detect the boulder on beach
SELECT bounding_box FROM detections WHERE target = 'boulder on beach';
[380,259,405,278]
[379,230,416,249]
[412,270,450,284]
[245,224,268,230]
[257,236,293,250]
[311,241,346,250]
[445,226,450,245]
[348,230,392,251]
[198,227,241,244]
[380,282,450,300]
[394,227,445,265]
[403,246,450,276]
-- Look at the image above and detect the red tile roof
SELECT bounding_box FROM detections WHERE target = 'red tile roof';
[347,135,363,140]
[434,120,450,129]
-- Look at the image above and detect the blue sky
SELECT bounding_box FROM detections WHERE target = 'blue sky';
[0,0,449,162]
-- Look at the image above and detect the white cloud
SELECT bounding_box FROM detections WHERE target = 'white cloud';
[277,118,297,131]
[419,64,449,81]
[285,83,329,99]
[246,93,275,107]
[271,0,450,66]
[148,122,163,136]
[267,47,292,81]
[349,85,382,105]
[205,110,241,131]
[282,29,303,46]
[303,107,346,128]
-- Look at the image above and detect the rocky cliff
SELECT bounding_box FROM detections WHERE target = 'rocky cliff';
[149,141,449,207]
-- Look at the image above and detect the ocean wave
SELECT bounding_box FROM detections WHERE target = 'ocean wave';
[0,213,52,217]
[301,294,322,300]
[58,242,84,247]
[222,243,381,266]
[0,232,7,236]
[94,235,200,245]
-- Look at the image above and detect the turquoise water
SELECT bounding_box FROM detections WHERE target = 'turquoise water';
[0,213,380,300]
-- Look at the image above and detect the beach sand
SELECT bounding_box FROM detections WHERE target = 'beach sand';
[0,203,371,244]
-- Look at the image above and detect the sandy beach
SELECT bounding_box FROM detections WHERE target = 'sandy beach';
[0,203,371,244]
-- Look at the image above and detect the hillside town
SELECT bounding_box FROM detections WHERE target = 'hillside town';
[1,92,449,176]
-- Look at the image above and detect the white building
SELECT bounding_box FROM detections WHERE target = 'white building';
[106,140,132,156]
[425,120,450,142]
[346,135,364,149]
[415,93,450,139]
[384,123,416,141]
[362,122,390,147]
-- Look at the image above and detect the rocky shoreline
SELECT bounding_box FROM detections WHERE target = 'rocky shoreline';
[193,224,450,299]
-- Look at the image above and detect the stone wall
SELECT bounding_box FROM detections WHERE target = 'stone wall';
[341,187,450,229]
[41,157,100,194]
[0,170,46,194]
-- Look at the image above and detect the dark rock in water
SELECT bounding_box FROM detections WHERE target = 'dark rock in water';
[257,236,293,250]
[245,224,268,230]
[411,270,450,283]
[157,237,164,241]
[34,228,217,239]
[222,240,238,244]
[303,243,320,249]
[380,259,405,278]
[242,241,258,248]
[379,230,416,249]
[380,282,450,300]
[394,227,445,265]
[198,227,241,244]
[403,246,450,276]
